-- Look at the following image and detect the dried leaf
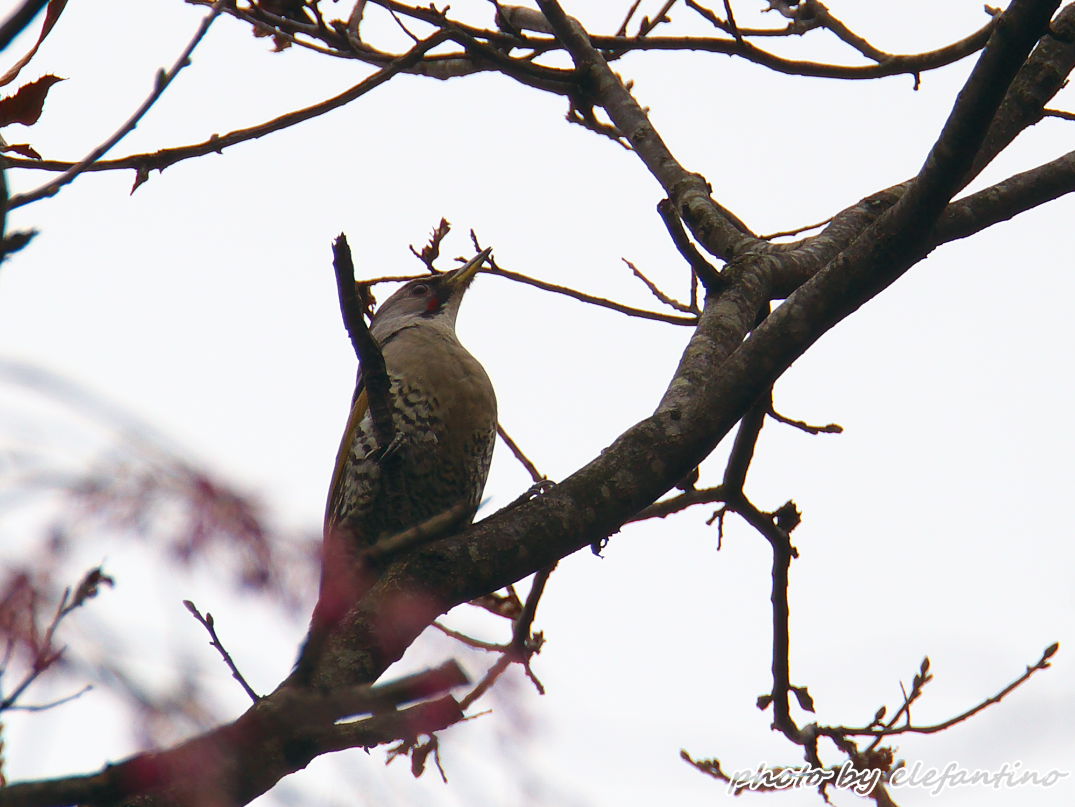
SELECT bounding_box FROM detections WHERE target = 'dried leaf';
[0,74,65,127]
[70,566,114,609]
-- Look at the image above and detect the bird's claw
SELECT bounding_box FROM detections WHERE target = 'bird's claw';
[506,479,556,510]
[372,432,406,464]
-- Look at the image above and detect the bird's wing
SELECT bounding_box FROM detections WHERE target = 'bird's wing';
[324,384,368,528]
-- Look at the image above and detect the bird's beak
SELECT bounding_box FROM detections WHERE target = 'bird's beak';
[445,247,492,292]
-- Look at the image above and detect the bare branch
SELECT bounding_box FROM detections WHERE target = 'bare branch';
[585,15,999,81]
[183,601,261,703]
[362,502,470,563]
[431,621,505,652]
[616,0,644,37]
[656,197,724,293]
[458,562,554,710]
[0,0,51,57]
[7,0,226,207]
[768,405,843,435]
[621,258,696,313]
[1,567,112,713]
[805,0,892,63]
[2,30,453,191]
[0,666,467,807]
[722,392,768,493]
[727,496,802,743]
[496,423,546,484]
[637,0,679,37]
[4,684,92,712]
[819,643,1059,740]
[483,261,697,325]
[626,486,726,522]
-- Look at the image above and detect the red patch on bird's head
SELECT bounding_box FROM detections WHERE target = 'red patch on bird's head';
[426,284,449,313]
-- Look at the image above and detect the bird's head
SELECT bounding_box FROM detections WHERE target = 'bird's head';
[369,248,491,340]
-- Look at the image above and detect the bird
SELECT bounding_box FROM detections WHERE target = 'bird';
[296,250,497,686]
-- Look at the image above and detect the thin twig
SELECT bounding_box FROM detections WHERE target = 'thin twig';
[457,562,555,709]
[3,31,452,196]
[228,4,346,57]
[0,567,112,712]
[484,264,697,325]
[722,0,741,42]
[458,654,511,710]
[757,215,834,240]
[1043,107,1075,120]
[621,258,696,313]
[637,0,678,37]
[819,643,1060,741]
[656,198,725,292]
[583,19,999,80]
[183,600,260,703]
[467,226,695,325]
[768,405,843,435]
[431,622,505,652]
[6,684,92,712]
[386,6,421,43]
[627,486,726,522]
[362,502,470,563]
[346,0,367,48]
[806,1,891,63]
[496,423,545,483]
[863,656,932,752]
[7,0,226,207]
[616,0,644,37]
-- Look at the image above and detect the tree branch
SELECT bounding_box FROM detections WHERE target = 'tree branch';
[331,234,395,454]
[2,30,453,193]
[535,0,758,261]
[6,0,227,208]
[0,0,50,54]
[0,663,467,807]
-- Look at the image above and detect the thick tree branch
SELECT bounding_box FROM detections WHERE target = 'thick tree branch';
[0,664,466,807]
[754,2,1074,298]
[934,149,1075,244]
[969,4,1075,179]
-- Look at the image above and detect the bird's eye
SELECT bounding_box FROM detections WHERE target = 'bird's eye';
[410,283,429,297]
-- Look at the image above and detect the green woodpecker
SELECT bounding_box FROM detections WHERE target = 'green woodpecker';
[298,251,497,685]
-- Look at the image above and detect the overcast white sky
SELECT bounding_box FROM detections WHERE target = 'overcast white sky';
[2,1,1074,806]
